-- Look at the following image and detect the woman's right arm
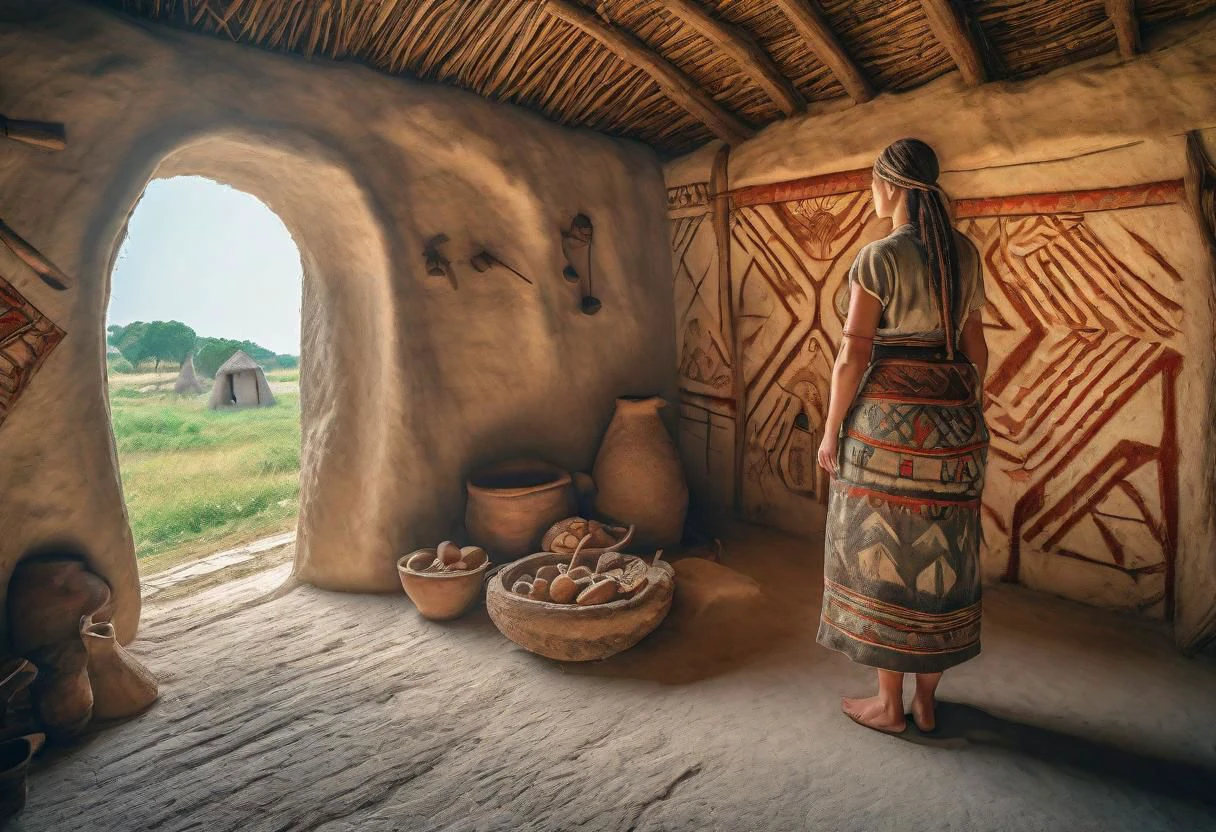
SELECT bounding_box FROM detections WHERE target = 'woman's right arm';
[959,309,987,393]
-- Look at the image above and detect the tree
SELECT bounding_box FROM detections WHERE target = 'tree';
[195,338,245,378]
[110,320,196,371]
[141,320,196,371]
[114,321,151,367]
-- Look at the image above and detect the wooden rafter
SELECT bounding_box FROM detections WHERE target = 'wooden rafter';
[660,0,804,116]
[1104,0,1141,59]
[542,0,754,144]
[918,0,986,86]
[770,0,873,103]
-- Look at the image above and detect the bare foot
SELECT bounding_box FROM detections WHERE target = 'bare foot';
[841,695,906,734]
[911,694,936,732]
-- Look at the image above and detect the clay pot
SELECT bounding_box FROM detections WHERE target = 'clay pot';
[591,397,688,548]
[0,733,45,824]
[396,550,490,620]
[27,641,92,741]
[7,556,113,654]
[81,616,159,721]
[465,460,578,563]
[486,552,675,662]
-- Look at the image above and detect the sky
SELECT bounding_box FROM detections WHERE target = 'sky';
[108,176,303,355]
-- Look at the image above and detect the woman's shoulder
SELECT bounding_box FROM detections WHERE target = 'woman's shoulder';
[856,227,914,262]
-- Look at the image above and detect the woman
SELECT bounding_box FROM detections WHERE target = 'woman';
[816,138,989,734]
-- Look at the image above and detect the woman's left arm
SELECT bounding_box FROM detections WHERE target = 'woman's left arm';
[817,284,883,475]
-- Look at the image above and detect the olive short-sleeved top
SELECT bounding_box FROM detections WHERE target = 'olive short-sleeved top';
[849,223,985,346]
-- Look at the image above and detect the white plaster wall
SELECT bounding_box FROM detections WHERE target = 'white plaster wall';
[0,1,677,643]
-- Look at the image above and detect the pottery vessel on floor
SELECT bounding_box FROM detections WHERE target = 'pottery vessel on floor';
[396,551,490,620]
[28,641,92,741]
[465,459,577,562]
[486,552,675,661]
[81,615,159,721]
[0,733,45,824]
[7,556,113,654]
[591,397,688,548]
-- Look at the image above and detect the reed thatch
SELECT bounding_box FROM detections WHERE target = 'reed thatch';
[97,0,1216,156]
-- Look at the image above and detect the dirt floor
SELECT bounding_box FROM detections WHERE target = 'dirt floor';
[16,525,1216,831]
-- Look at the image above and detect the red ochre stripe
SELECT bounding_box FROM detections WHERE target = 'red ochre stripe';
[856,393,974,406]
[827,595,978,636]
[825,579,982,626]
[820,613,979,656]
[845,430,988,457]
[836,485,982,510]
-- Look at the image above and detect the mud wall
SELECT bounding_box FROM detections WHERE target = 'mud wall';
[0,0,676,642]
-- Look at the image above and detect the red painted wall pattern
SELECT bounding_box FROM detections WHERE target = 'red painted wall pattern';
[669,175,1186,617]
[0,274,65,430]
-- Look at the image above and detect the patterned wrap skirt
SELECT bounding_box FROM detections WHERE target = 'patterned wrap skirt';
[817,344,989,673]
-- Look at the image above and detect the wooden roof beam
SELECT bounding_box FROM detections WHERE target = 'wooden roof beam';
[918,0,986,86]
[1104,0,1141,59]
[771,0,873,103]
[542,0,754,145]
[660,0,804,116]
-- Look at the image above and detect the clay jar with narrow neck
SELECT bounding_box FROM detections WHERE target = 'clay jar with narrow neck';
[592,397,688,549]
[81,616,159,721]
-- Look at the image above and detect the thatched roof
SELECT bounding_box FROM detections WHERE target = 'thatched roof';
[97,0,1216,156]
[214,349,263,375]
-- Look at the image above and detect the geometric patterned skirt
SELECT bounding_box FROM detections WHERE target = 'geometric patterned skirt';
[817,346,989,673]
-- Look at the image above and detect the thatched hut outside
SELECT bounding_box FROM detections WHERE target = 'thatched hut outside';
[173,354,205,396]
[206,350,275,410]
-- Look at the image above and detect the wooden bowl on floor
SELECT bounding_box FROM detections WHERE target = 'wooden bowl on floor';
[396,550,489,621]
[485,552,675,662]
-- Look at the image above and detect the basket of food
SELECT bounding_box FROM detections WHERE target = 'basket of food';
[485,542,674,662]
[397,542,490,621]
[541,517,633,559]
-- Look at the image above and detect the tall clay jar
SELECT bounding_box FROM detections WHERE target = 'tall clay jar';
[592,397,688,548]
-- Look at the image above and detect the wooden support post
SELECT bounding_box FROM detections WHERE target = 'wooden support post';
[1105,0,1141,59]
[771,0,873,103]
[543,0,754,144]
[661,0,804,116]
[918,0,987,86]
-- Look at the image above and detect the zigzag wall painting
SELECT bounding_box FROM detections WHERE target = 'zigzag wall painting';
[670,181,735,512]
[669,172,1188,618]
[0,273,65,430]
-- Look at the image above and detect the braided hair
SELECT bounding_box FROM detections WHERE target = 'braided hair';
[873,139,961,358]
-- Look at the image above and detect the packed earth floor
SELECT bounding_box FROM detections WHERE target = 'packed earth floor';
[17,525,1216,832]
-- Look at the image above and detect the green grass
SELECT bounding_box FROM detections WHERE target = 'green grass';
[109,368,301,568]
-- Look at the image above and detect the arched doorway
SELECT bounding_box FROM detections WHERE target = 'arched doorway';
[106,175,304,577]
[94,129,402,638]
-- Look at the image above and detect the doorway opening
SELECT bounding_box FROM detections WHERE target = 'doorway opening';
[106,175,303,582]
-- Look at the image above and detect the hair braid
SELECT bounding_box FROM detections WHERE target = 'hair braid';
[873,139,961,358]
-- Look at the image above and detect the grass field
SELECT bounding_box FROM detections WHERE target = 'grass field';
[108,368,301,574]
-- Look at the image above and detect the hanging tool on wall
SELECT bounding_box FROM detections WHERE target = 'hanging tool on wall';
[423,234,457,289]
[0,114,72,291]
[560,213,601,315]
[0,114,66,152]
[0,219,72,291]
[470,249,534,285]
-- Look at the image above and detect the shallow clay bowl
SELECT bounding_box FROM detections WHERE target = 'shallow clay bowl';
[485,552,675,662]
[397,549,490,621]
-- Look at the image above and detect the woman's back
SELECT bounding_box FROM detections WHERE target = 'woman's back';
[849,224,984,348]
